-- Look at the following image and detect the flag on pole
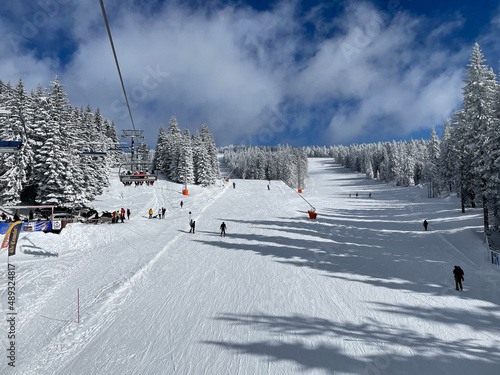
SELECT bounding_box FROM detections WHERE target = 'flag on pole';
[1,221,22,256]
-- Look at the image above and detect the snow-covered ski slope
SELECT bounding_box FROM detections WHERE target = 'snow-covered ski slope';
[1,158,499,375]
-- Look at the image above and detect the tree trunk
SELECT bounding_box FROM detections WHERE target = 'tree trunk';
[483,194,489,234]
[461,185,465,213]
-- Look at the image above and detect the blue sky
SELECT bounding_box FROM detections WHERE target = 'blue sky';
[1,0,500,147]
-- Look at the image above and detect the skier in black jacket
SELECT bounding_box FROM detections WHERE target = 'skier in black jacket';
[453,265,464,291]
[220,222,227,237]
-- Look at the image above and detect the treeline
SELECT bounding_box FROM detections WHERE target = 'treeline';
[221,145,308,189]
[153,117,220,186]
[330,139,432,188]
[331,43,500,232]
[0,77,120,207]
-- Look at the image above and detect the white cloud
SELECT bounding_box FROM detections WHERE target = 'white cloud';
[0,0,494,146]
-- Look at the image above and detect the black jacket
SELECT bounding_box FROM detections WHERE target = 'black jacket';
[453,266,464,279]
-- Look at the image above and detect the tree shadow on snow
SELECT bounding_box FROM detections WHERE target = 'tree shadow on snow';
[203,312,500,375]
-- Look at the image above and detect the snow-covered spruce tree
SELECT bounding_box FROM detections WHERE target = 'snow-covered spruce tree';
[154,119,219,186]
[200,123,220,184]
[485,72,500,230]
[178,128,195,185]
[451,109,477,213]
[423,128,440,197]
[461,43,497,232]
[0,77,119,206]
[192,131,212,186]
[0,79,34,204]
[166,116,183,182]
[438,119,458,193]
[153,126,168,173]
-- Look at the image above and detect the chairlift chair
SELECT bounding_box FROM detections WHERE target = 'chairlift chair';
[0,141,22,153]
[82,151,107,156]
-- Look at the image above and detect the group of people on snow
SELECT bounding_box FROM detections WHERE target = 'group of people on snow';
[149,207,166,219]
[111,208,131,223]
[348,192,372,198]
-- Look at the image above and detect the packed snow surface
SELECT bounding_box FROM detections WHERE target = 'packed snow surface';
[1,158,499,374]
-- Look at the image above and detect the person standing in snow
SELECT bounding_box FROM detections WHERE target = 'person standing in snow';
[220,222,227,237]
[423,220,428,231]
[158,208,162,219]
[189,219,195,234]
[149,208,153,219]
[233,182,236,189]
[180,201,183,209]
[453,265,464,291]
[127,208,131,220]
[162,207,166,218]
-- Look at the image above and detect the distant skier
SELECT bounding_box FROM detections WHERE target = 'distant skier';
[453,265,464,291]
[1,212,7,221]
[158,209,162,219]
[267,184,270,190]
[423,220,428,231]
[189,219,195,234]
[162,207,166,218]
[180,201,184,209]
[127,208,131,220]
[220,222,227,237]
[233,182,236,189]
[120,208,125,223]
[355,192,358,198]
[149,208,153,219]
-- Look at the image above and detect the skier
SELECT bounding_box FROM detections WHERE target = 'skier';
[267,184,270,190]
[120,208,125,223]
[158,208,162,219]
[149,208,153,219]
[180,201,183,209]
[189,219,195,234]
[220,222,227,237]
[127,208,131,220]
[453,265,464,291]
[233,182,236,189]
[423,220,428,231]
[355,192,358,198]
[112,211,116,223]
[162,207,166,218]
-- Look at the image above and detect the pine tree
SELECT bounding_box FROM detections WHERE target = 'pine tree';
[178,128,195,185]
[462,43,497,232]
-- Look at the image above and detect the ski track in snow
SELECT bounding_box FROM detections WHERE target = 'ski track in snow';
[1,159,500,375]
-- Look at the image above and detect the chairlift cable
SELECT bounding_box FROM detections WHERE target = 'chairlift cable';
[99,0,137,133]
